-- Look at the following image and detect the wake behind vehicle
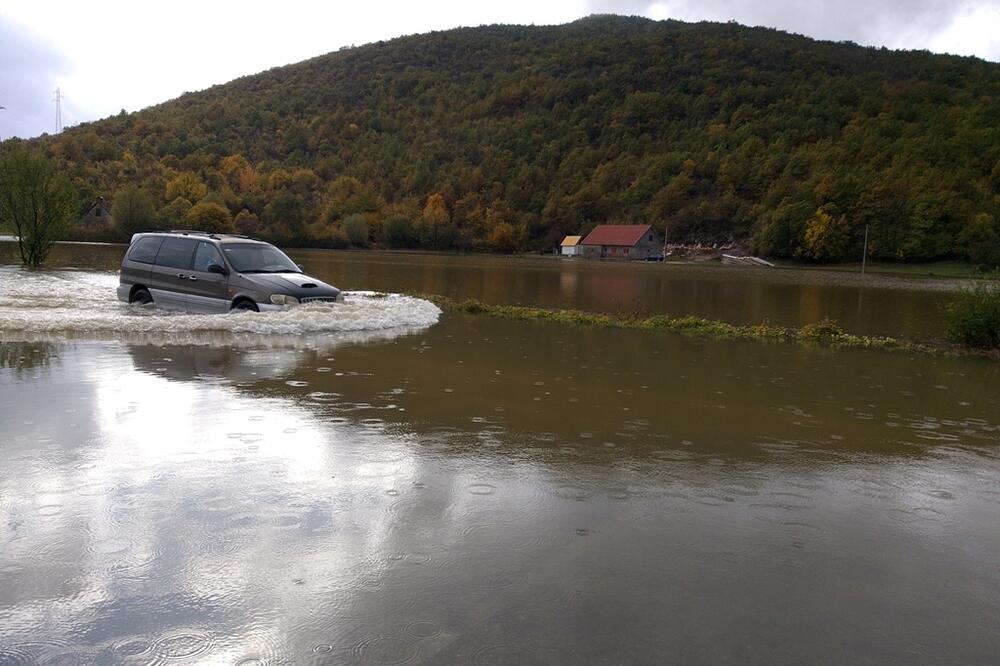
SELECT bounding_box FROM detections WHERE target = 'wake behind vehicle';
[117,231,342,313]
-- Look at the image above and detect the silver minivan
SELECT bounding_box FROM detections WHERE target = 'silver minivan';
[117,231,342,312]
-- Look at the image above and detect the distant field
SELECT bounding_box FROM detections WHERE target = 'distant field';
[657,255,994,282]
[775,260,998,280]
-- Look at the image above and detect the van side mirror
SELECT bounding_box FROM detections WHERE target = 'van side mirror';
[207,263,228,275]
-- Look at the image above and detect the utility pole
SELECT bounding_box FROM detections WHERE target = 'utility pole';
[53,88,62,133]
[861,223,869,274]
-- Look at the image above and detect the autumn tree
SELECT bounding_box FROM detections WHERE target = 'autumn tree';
[165,172,208,203]
[417,193,451,250]
[233,209,261,236]
[219,154,257,194]
[797,206,851,262]
[185,202,235,234]
[487,221,517,253]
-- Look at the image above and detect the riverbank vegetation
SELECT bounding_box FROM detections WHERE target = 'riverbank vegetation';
[945,284,1000,349]
[424,295,998,355]
[13,16,999,265]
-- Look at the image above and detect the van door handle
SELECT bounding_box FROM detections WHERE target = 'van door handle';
[188,276,198,281]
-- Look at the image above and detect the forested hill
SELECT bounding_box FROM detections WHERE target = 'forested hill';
[29,15,1000,262]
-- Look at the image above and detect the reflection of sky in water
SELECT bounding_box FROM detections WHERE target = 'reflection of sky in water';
[2,343,426,662]
[1,330,1000,662]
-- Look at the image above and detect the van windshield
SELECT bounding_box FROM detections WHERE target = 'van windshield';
[222,243,301,274]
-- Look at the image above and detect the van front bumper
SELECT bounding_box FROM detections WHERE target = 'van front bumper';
[116,284,131,303]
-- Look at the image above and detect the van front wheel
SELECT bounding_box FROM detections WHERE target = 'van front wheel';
[233,299,259,312]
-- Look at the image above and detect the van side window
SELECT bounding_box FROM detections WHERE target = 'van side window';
[192,242,224,272]
[155,237,198,269]
[127,237,164,264]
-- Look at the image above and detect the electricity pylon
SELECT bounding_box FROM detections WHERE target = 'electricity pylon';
[53,88,62,133]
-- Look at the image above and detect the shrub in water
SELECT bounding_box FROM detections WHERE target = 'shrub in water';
[946,284,1000,349]
[800,320,847,343]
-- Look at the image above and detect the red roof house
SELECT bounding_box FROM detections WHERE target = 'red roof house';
[580,224,662,260]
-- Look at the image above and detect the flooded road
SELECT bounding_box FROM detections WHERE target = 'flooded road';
[1,258,999,663]
[3,240,968,339]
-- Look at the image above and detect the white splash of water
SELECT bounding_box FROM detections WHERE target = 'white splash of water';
[0,268,441,348]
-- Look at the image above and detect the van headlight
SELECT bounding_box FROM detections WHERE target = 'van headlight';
[270,294,299,305]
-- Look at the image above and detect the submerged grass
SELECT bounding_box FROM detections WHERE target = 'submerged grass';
[419,295,977,356]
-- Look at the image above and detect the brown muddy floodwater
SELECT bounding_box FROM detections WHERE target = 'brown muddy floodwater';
[9,240,974,339]
[1,245,998,664]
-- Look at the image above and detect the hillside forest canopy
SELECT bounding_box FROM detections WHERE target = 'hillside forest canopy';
[10,15,1000,264]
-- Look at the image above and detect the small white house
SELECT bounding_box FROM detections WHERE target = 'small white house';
[560,235,583,256]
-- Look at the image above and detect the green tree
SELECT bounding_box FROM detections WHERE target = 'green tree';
[342,213,369,246]
[959,213,1000,269]
[650,172,695,219]
[323,176,382,221]
[184,202,235,234]
[263,191,305,234]
[112,187,157,239]
[0,147,78,267]
[752,200,812,258]
[381,214,416,248]
[161,197,193,229]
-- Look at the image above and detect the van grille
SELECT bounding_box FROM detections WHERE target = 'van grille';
[300,297,338,304]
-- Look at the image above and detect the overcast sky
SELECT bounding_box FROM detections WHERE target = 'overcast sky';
[2,0,998,140]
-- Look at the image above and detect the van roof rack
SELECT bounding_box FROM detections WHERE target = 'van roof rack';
[164,229,214,238]
[160,230,257,241]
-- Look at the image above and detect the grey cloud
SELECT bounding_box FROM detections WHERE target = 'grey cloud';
[587,0,997,60]
[0,18,72,140]
[588,0,653,16]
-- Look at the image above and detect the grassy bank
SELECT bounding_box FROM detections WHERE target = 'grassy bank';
[418,295,998,358]
[774,259,999,280]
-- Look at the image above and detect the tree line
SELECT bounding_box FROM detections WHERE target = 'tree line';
[8,15,1000,266]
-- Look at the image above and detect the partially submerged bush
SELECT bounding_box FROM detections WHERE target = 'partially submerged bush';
[800,320,847,343]
[946,284,1000,349]
[426,295,938,354]
[455,298,489,314]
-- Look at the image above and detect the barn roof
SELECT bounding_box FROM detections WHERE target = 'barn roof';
[560,235,582,246]
[581,224,653,247]
[80,197,112,216]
